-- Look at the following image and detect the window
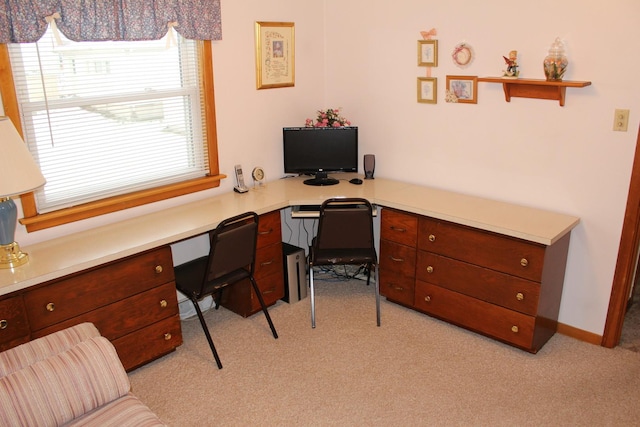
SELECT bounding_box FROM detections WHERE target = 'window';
[0,30,222,232]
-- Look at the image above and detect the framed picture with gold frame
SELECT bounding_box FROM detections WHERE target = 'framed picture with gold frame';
[445,75,478,104]
[417,40,438,67]
[255,21,295,89]
[417,77,437,104]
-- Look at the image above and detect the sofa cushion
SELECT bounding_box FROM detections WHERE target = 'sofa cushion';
[0,322,100,377]
[0,336,130,427]
[66,394,166,427]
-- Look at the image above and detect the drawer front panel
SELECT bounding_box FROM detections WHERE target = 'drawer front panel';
[220,270,284,317]
[24,247,174,331]
[255,243,284,281]
[415,281,535,350]
[379,270,414,306]
[32,281,179,341]
[418,217,545,282]
[381,209,418,247]
[258,211,282,248]
[0,296,30,351]
[416,251,540,315]
[380,239,416,277]
[112,314,182,372]
[252,271,285,312]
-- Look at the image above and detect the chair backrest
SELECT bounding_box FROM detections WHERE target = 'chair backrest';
[315,198,374,251]
[205,212,259,283]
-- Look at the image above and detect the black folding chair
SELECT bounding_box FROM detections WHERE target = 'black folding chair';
[174,212,278,368]
[308,198,381,328]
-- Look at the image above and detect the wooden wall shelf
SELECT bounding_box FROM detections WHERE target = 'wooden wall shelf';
[477,77,591,106]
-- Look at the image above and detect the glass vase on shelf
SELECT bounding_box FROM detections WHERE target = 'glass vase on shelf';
[543,37,568,81]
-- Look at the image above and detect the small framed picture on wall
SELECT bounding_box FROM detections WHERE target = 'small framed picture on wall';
[417,77,437,104]
[445,75,478,104]
[418,40,438,67]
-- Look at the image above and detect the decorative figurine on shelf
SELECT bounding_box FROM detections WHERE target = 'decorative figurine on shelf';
[502,50,519,78]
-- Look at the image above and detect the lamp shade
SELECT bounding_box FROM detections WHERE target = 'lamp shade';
[0,117,46,197]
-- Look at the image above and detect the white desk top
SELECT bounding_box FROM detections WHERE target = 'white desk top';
[0,175,579,296]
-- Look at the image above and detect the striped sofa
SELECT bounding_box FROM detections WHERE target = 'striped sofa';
[0,322,165,426]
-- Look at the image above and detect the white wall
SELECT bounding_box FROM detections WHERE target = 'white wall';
[322,0,640,335]
[12,0,640,337]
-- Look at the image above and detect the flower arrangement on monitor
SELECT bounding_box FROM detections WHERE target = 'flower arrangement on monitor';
[305,108,352,127]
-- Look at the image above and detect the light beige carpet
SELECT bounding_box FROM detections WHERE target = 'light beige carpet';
[620,289,640,352]
[130,279,640,426]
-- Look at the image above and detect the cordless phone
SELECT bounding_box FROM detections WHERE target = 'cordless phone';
[234,164,249,193]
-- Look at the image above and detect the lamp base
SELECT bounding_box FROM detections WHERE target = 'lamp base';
[0,242,29,269]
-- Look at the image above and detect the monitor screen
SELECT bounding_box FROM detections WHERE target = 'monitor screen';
[283,126,358,186]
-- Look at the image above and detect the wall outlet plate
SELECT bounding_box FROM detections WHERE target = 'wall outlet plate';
[613,109,630,132]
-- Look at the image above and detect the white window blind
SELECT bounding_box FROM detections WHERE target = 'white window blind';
[9,27,208,213]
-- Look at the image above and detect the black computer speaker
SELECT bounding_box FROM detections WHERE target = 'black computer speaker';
[364,154,375,179]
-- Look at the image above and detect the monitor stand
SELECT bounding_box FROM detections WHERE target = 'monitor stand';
[303,171,339,186]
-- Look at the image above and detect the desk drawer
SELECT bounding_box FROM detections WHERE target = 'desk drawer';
[0,296,30,351]
[380,239,416,277]
[381,209,418,247]
[258,211,282,248]
[255,242,284,281]
[255,270,285,309]
[418,217,545,281]
[32,281,178,341]
[416,251,540,315]
[379,271,414,307]
[414,281,535,350]
[113,314,182,372]
[24,247,174,331]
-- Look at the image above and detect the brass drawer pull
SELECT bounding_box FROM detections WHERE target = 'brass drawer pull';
[259,228,273,235]
[155,265,163,274]
[390,256,404,262]
[0,319,7,329]
[511,326,519,333]
[46,302,55,312]
[164,333,172,341]
[260,259,274,267]
[388,283,404,291]
[520,258,528,267]
[424,295,431,302]
[428,234,436,242]
[263,288,275,294]
[160,299,168,308]
[390,226,406,233]
[516,292,524,301]
[426,266,434,273]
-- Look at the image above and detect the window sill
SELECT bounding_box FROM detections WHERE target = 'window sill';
[20,174,226,232]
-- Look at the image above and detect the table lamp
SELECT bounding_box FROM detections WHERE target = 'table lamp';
[0,117,46,268]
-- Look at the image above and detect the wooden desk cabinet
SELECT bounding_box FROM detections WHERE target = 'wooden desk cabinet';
[2,246,182,371]
[380,207,571,353]
[379,209,418,307]
[0,295,30,352]
[219,210,285,317]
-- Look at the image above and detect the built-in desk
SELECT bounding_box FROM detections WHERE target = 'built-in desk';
[0,174,579,358]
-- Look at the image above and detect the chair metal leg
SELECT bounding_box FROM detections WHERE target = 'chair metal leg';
[374,263,381,327]
[310,266,316,328]
[365,263,381,327]
[249,276,278,339]
[190,296,223,369]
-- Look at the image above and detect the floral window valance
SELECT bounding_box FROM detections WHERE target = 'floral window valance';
[0,0,222,43]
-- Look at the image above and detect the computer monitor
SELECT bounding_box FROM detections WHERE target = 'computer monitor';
[283,126,358,186]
